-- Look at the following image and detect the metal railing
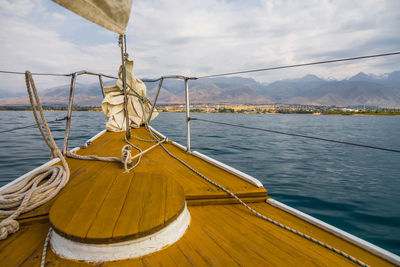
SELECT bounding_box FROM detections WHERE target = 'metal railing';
[4,51,399,153]
[144,75,197,153]
[61,71,197,154]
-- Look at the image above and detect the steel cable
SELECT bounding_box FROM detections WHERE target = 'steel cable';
[0,117,67,134]
[196,51,400,79]
[1,51,399,81]
[191,117,400,153]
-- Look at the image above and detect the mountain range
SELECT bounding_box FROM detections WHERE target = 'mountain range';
[1,71,399,107]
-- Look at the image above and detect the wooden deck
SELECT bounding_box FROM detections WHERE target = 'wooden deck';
[50,172,185,243]
[0,127,396,266]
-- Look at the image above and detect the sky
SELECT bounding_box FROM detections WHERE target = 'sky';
[0,0,400,92]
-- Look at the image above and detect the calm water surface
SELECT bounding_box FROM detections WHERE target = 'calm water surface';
[0,111,399,255]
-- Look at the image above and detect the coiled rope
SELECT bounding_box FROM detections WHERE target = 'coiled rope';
[0,72,70,240]
[138,125,369,266]
[0,71,147,245]
[0,71,156,265]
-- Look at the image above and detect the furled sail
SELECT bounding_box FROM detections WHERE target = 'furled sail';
[101,60,158,132]
[52,0,132,34]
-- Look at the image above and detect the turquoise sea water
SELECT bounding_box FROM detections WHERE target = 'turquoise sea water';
[0,111,399,255]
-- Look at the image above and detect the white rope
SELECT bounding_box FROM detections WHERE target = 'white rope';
[40,228,52,267]
[63,137,144,174]
[65,152,121,163]
[0,72,70,240]
[0,71,151,267]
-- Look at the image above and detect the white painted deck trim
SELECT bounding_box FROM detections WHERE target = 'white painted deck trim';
[172,141,187,151]
[148,125,166,140]
[50,204,191,262]
[0,158,60,192]
[87,129,107,143]
[192,151,263,187]
[0,129,107,193]
[3,126,399,264]
[267,198,400,265]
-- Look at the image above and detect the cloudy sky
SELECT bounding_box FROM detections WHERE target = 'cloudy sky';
[0,0,399,92]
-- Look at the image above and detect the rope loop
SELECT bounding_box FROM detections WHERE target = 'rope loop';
[121,144,133,172]
[0,72,70,241]
[0,218,19,240]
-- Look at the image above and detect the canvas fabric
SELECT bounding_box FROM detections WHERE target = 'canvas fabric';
[101,60,158,132]
[53,0,132,34]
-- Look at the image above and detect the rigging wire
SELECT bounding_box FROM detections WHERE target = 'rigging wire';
[0,70,70,77]
[196,51,400,79]
[0,70,118,80]
[1,51,400,80]
[0,117,67,134]
[191,117,400,153]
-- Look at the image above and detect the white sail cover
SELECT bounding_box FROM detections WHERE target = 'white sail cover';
[101,60,158,132]
[53,0,132,34]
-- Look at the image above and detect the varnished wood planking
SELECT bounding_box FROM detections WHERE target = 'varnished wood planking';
[18,159,116,220]
[0,127,395,266]
[112,173,184,242]
[50,171,185,243]
[242,202,394,267]
[0,221,49,267]
[200,205,330,265]
[62,128,266,205]
[86,128,265,199]
[51,165,119,241]
[137,173,167,236]
[120,128,266,199]
[221,203,393,266]
[112,173,148,240]
[86,172,133,241]
[165,176,186,219]
[48,164,109,232]
[1,202,395,266]
[72,128,266,202]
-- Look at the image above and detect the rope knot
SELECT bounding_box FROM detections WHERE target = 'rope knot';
[0,218,19,240]
[121,145,133,173]
[80,140,92,149]
[50,148,62,159]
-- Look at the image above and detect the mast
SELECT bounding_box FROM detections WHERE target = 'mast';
[119,34,131,139]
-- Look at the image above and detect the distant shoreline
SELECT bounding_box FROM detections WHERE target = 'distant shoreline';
[1,108,399,116]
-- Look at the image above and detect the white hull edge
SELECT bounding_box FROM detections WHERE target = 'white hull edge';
[167,136,263,188]
[0,129,107,193]
[3,127,399,265]
[148,124,263,187]
[191,151,263,187]
[148,125,166,139]
[267,198,400,265]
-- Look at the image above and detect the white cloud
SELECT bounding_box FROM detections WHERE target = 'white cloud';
[128,0,400,82]
[0,0,399,92]
[51,12,66,21]
[0,1,120,91]
[0,0,35,16]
